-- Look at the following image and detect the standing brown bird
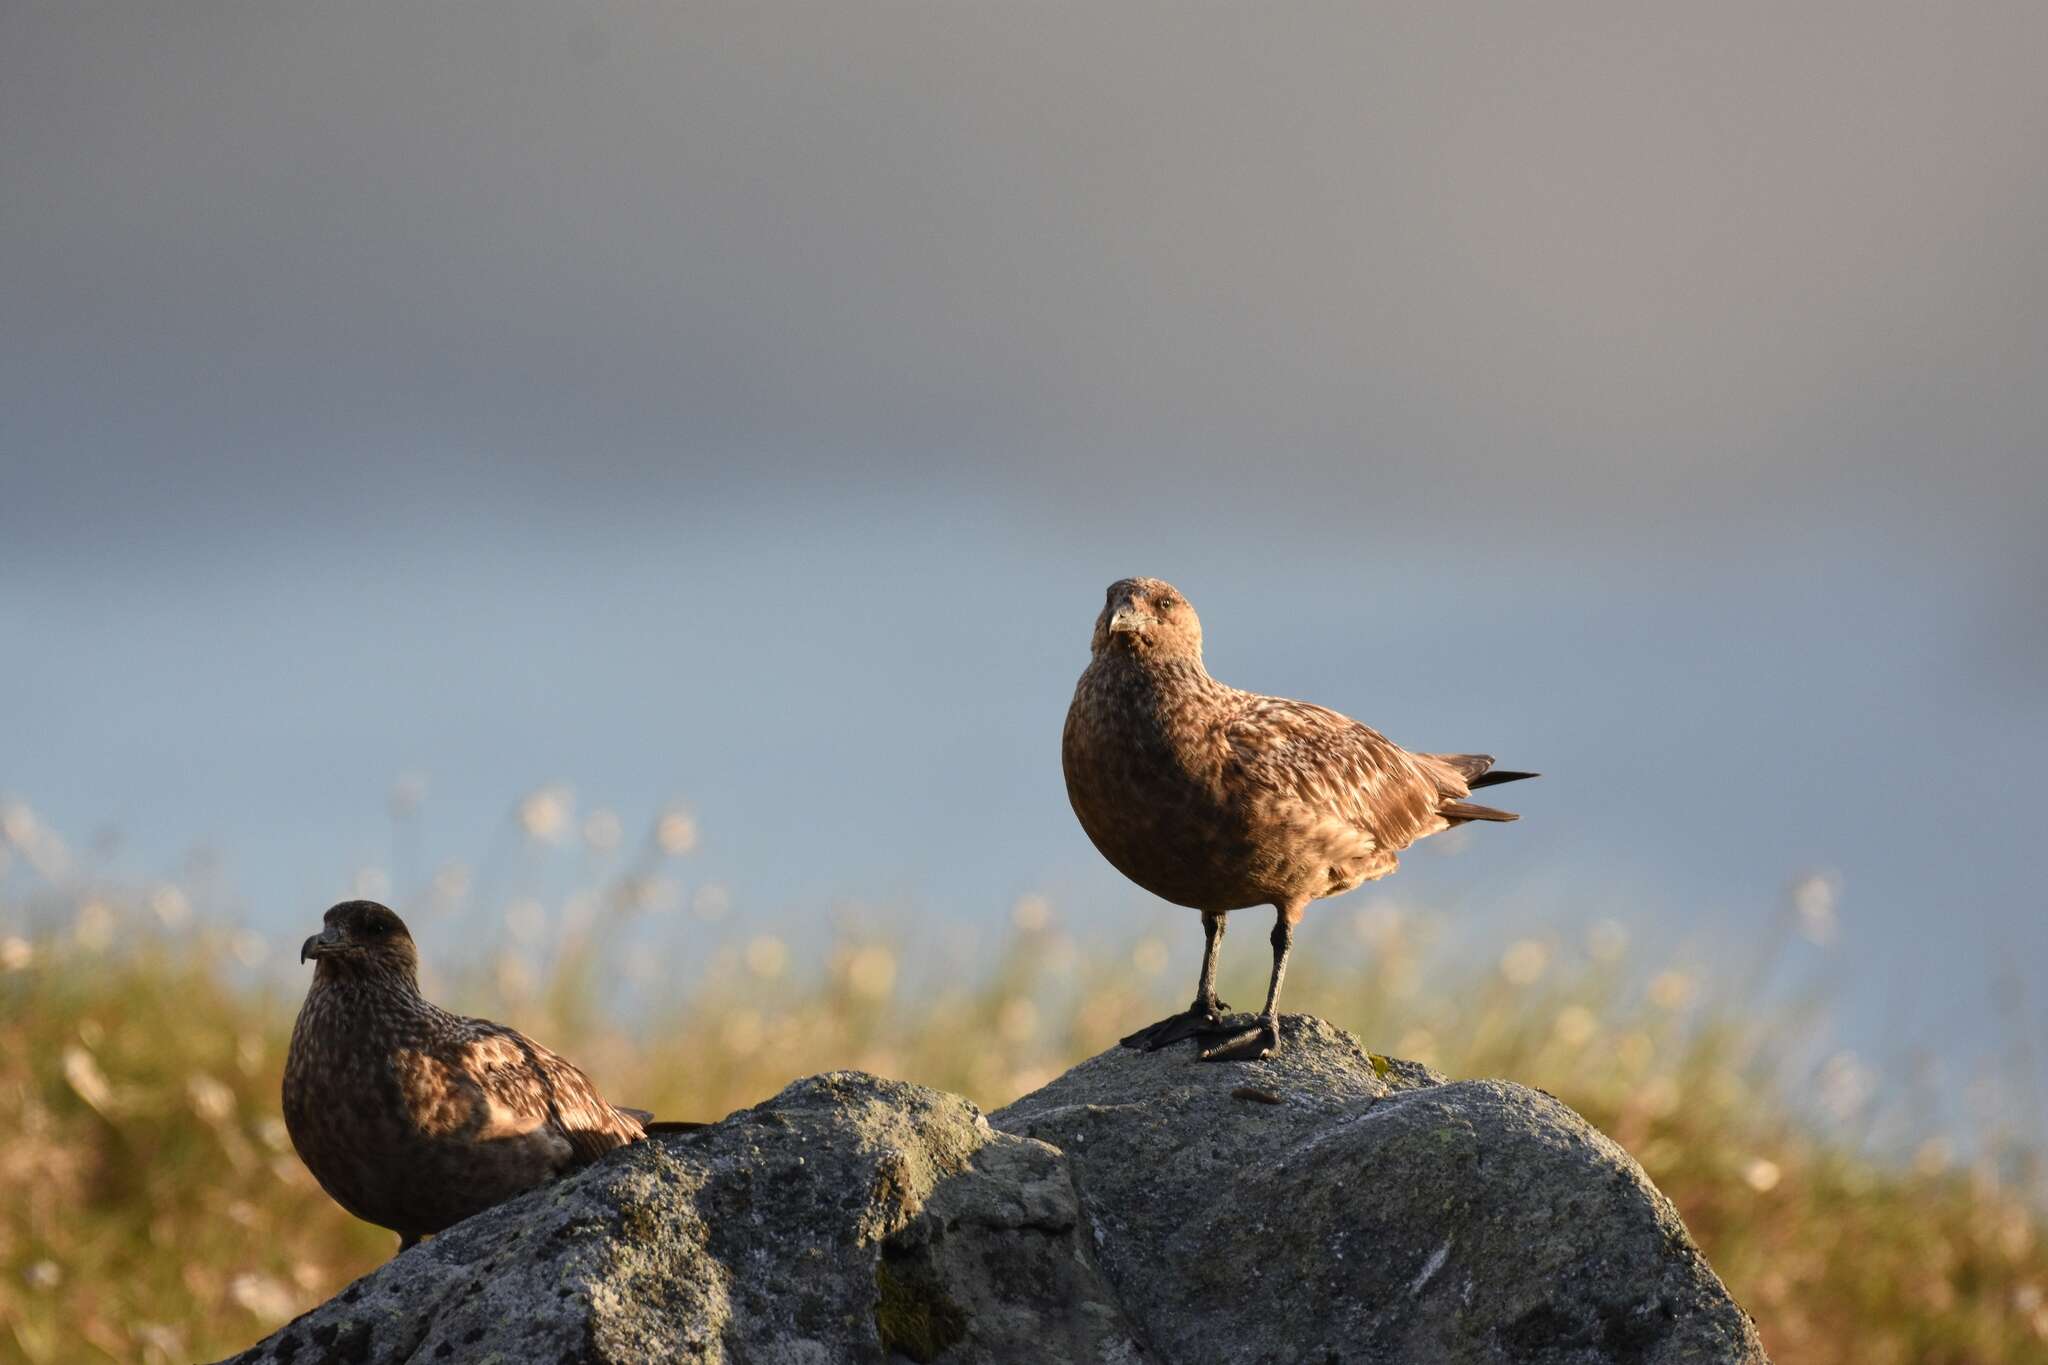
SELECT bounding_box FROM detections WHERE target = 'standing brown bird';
[283,900,693,1252]
[1062,578,1536,1061]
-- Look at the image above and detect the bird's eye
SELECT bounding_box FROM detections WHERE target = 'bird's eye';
[1156,597,1178,612]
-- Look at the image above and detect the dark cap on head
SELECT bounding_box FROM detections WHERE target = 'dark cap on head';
[300,900,418,978]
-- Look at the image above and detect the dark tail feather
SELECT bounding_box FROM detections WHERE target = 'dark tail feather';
[1430,753,1539,790]
[1441,800,1519,824]
[622,1105,709,1135]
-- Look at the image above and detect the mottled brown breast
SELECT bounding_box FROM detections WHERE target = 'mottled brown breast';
[1063,657,1279,911]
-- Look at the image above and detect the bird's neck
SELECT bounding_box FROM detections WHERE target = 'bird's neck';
[1083,652,1230,758]
[1093,649,1214,701]
[294,967,442,1066]
[308,960,424,1011]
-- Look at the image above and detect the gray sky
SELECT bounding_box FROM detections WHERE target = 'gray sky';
[4,3,2046,1075]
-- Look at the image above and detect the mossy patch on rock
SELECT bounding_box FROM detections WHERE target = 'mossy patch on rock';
[873,1257,968,1362]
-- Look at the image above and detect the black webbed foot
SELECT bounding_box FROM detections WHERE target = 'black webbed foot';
[1197,1014,1280,1062]
[1119,1001,1232,1051]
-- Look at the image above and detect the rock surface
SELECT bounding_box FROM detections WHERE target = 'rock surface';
[218,1016,1765,1364]
[996,1016,1765,1364]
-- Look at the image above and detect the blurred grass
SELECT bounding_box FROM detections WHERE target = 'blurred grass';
[2,798,2046,1364]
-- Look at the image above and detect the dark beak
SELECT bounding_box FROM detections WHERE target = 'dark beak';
[301,927,344,963]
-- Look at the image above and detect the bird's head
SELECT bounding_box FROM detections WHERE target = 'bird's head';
[301,900,420,982]
[1091,577,1203,662]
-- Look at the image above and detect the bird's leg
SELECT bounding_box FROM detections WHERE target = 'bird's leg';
[1120,913,1233,1050]
[1191,912,1230,1017]
[1198,904,1297,1062]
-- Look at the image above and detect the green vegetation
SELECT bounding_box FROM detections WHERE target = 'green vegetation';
[874,1257,970,1364]
[1,805,2043,1363]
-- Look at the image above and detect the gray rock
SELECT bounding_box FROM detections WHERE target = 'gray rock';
[217,1017,1764,1364]
[995,1015,1766,1365]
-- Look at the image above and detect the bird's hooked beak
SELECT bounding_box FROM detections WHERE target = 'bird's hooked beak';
[301,926,344,963]
[1108,606,1147,635]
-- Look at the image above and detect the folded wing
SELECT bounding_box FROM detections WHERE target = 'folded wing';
[458,1021,648,1166]
[1224,696,1447,854]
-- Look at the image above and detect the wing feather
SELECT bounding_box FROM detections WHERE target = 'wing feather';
[456,1020,646,1167]
[1223,696,1447,854]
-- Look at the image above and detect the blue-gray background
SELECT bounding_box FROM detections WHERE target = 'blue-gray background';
[4,4,2043,1075]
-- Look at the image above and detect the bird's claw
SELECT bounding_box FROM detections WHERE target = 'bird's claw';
[1197,1016,1280,1062]
[1119,1004,1232,1052]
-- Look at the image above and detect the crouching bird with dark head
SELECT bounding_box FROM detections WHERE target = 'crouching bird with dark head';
[284,900,697,1253]
[1063,578,1538,1062]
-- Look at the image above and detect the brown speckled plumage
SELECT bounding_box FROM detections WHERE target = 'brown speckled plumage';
[1062,578,1536,1059]
[282,901,661,1251]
